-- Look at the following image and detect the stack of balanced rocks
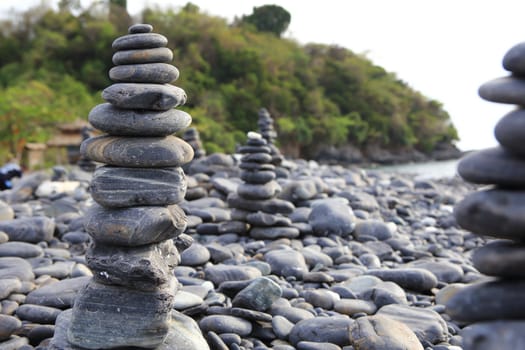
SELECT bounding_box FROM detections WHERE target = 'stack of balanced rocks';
[257,108,284,168]
[183,127,206,159]
[228,132,298,240]
[446,41,525,348]
[49,24,204,349]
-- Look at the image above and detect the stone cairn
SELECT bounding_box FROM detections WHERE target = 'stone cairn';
[183,127,206,159]
[50,24,198,349]
[446,42,525,348]
[257,108,283,166]
[228,132,298,239]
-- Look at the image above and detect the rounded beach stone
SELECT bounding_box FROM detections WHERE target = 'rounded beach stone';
[289,316,353,346]
[446,279,525,323]
[478,76,525,104]
[503,41,525,75]
[26,276,90,308]
[0,241,43,258]
[462,320,525,350]
[0,257,34,281]
[232,277,282,311]
[308,198,356,236]
[457,147,525,186]
[495,108,525,155]
[16,304,62,324]
[112,33,168,50]
[180,243,210,266]
[246,212,291,227]
[472,239,525,278]
[113,47,173,65]
[354,220,394,241]
[237,181,281,200]
[90,166,187,207]
[199,315,252,336]
[228,194,295,214]
[237,145,271,154]
[102,83,186,110]
[68,280,175,349]
[334,299,377,316]
[348,315,423,350]
[454,189,525,240]
[204,264,262,286]
[241,152,273,163]
[80,135,194,168]
[366,268,438,292]
[0,200,14,220]
[264,249,308,279]
[0,217,55,243]
[109,63,179,84]
[128,23,153,34]
[0,314,22,341]
[240,170,276,184]
[89,103,191,136]
[84,203,186,246]
[87,241,179,291]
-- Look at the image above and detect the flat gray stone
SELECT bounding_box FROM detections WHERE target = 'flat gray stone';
[180,243,210,266]
[81,135,194,167]
[102,83,186,110]
[455,189,525,240]
[0,314,22,341]
[462,320,525,350]
[0,257,34,281]
[232,277,282,311]
[457,147,525,186]
[228,193,295,214]
[90,166,187,207]
[309,198,356,236]
[128,23,153,34]
[204,264,262,286]
[85,203,186,246]
[240,152,273,163]
[87,240,179,291]
[112,32,167,50]
[348,315,423,350]
[109,63,179,83]
[0,217,55,243]
[199,315,252,336]
[495,108,525,155]
[0,241,43,258]
[237,181,281,200]
[16,304,62,324]
[503,41,525,75]
[354,220,394,241]
[446,279,525,323]
[250,226,300,239]
[265,249,308,279]
[240,170,276,184]
[473,239,525,278]
[26,276,90,308]
[366,268,438,292]
[478,76,525,104]
[246,212,292,227]
[33,261,75,279]
[289,316,353,346]
[113,47,173,65]
[68,280,175,349]
[0,278,21,299]
[89,103,191,136]
[406,259,463,283]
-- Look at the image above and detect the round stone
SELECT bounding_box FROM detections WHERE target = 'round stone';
[495,108,525,155]
[472,239,525,278]
[199,315,252,336]
[503,41,525,75]
[89,103,191,136]
[289,316,353,346]
[85,204,186,246]
[0,241,43,258]
[102,83,186,110]
[237,181,281,200]
[232,277,282,311]
[366,268,438,292]
[478,76,525,104]
[112,33,167,50]
[80,135,194,167]
[250,226,301,239]
[457,147,525,186]
[240,170,276,184]
[462,321,525,349]
[246,212,291,227]
[25,276,90,308]
[128,23,153,34]
[90,166,187,207]
[308,198,356,236]
[0,217,55,243]
[0,314,22,341]
[264,249,308,279]
[241,152,272,163]
[15,304,62,324]
[454,189,525,240]
[109,63,179,84]
[228,194,295,214]
[237,145,271,154]
[113,47,173,65]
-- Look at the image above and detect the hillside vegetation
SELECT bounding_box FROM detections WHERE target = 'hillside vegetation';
[0,2,459,163]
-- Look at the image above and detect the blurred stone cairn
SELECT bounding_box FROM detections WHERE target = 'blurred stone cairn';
[183,127,206,159]
[257,108,283,166]
[228,132,298,240]
[445,42,525,348]
[49,24,209,349]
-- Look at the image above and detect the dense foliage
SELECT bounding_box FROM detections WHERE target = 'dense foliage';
[0,2,458,162]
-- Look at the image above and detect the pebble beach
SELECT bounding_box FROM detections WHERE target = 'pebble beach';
[0,157,486,350]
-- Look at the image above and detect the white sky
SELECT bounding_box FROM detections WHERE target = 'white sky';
[2,0,524,151]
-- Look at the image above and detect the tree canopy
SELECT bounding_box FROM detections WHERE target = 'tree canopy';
[0,2,458,163]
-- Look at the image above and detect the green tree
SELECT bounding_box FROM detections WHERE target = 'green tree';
[241,5,291,37]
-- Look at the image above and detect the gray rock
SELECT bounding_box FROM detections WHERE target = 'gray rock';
[112,47,173,65]
[246,212,292,227]
[0,200,14,220]
[289,316,353,346]
[0,278,21,299]
[503,41,525,75]
[25,276,90,308]
[297,341,341,350]
[250,226,300,239]
[377,304,448,344]
[204,264,262,286]
[87,240,178,291]
[232,277,282,311]
[301,247,333,268]
[241,170,276,184]
[157,310,210,350]
[407,259,464,283]
[112,32,168,50]
[265,249,309,279]
[180,243,210,266]
[457,147,525,186]
[495,108,525,156]
[302,289,340,309]
[366,281,408,308]
[90,166,186,207]
[472,239,525,277]
[461,320,525,350]
[102,83,186,110]
[309,198,356,236]
[129,23,153,34]
[199,315,252,336]
[0,257,34,281]
[446,279,525,323]
[348,315,423,350]
[0,241,43,258]
[85,203,186,246]
[0,314,21,341]
[109,63,179,83]
[89,103,191,136]
[227,193,295,214]
[334,299,377,316]
[68,280,175,349]
[0,217,55,243]
[16,304,62,324]
[7,171,50,203]
[81,135,193,168]
[272,315,294,339]
[33,261,75,279]
[354,220,394,241]
[270,305,315,323]
[455,188,525,240]
[366,268,438,292]
[478,76,525,104]
[0,336,29,349]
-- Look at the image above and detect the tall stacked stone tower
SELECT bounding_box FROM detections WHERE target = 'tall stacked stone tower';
[446,42,525,348]
[52,24,196,349]
[257,108,284,166]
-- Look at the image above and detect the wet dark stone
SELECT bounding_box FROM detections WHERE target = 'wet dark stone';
[128,23,153,34]
[26,276,90,309]
[503,41,525,75]
[102,83,186,110]
[113,47,173,65]
[0,217,55,243]
[478,76,525,104]
[495,108,525,156]
[240,170,276,184]
[472,239,525,278]
[112,33,168,50]
[109,63,179,84]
